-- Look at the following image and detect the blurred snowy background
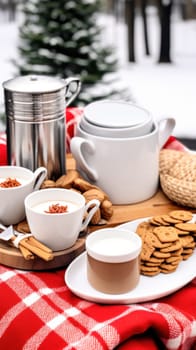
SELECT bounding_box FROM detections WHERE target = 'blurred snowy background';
[0,1,196,141]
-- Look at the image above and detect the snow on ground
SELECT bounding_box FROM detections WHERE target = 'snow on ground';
[0,7,196,139]
[102,7,196,139]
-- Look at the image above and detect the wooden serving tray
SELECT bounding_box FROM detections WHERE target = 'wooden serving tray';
[1,154,196,271]
[0,236,86,271]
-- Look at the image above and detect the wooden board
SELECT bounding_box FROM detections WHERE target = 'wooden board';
[1,154,196,271]
[0,236,86,271]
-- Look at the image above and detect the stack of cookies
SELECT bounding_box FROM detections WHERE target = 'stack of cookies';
[136,210,196,276]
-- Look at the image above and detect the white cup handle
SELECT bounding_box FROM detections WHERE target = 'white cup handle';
[81,199,100,231]
[70,137,98,181]
[158,117,176,149]
[33,167,47,191]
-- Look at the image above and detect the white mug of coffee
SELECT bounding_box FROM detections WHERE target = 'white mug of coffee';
[86,228,142,294]
[70,118,175,205]
[25,188,100,251]
[0,166,47,225]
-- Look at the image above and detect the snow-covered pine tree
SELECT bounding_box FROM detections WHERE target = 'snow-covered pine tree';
[16,0,131,106]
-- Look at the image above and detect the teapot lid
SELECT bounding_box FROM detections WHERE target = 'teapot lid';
[3,75,66,93]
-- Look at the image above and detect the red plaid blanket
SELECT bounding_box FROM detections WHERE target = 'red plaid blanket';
[0,265,196,350]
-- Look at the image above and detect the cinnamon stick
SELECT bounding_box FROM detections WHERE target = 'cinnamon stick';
[10,236,34,260]
[20,239,54,261]
[19,245,34,260]
[28,236,53,253]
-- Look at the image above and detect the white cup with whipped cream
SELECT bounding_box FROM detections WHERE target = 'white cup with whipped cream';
[25,188,100,251]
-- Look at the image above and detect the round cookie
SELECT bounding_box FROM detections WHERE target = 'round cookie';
[169,210,193,222]
[161,214,183,224]
[153,250,171,258]
[150,216,170,226]
[136,221,154,237]
[165,255,182,264]
[175,222,196,232]
[179,235,194,248]
[140,268,161,277]
[160,239,182,253]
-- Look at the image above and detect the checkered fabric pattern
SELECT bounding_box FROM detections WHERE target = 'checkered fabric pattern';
[0,265,196,350]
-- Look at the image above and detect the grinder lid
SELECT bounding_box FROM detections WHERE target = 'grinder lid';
[3,75,66,93]
[3,75,66,121]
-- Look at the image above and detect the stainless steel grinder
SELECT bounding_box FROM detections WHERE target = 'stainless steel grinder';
[3,75,81,180]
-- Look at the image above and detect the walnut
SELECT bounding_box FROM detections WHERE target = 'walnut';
[55,170,79,188]
[101,200,113,220]
[73,178,97,192]
[83,189,105,203]
[90,208,101,225]
[41,180,56,189]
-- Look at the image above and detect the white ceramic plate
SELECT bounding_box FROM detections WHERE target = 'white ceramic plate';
[65,217,196,304]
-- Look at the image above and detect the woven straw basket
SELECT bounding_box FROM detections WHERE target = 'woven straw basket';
[159,149,196,208]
